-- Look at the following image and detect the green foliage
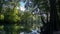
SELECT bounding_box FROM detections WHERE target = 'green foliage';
[23,26,32,32]
[0,14,4,20]
[0,25,4,30]
[8,14,20,22]
[11,25,31,32]
[0,0,46,33]
[12,32,17,34]
[4,7,21,23]
[12,7,21,22]
[12,25,21,32]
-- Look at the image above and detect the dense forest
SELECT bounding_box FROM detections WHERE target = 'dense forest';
[0,0,60,34]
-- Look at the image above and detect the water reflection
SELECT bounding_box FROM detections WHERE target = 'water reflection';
[19,29,40,34]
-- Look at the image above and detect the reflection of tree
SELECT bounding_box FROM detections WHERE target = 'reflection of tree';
[0,0,60,34]
[31,0,60,34]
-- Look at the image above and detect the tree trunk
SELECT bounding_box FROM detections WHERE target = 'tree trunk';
[58,0,60,13]
[49,0,59,33]
[41,0,60,34]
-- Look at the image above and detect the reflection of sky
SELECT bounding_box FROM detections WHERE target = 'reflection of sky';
[19,1,26,7]
[19,1,26,11]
